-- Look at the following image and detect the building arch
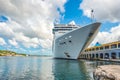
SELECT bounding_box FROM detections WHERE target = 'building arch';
[111,52,116,59]
[96,53,99,59]
[100,53,103,59]
[104,53,109,59]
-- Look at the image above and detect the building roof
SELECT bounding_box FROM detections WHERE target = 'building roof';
[85,41,120,51]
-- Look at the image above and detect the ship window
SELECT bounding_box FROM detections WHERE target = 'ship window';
[63,42,66,44]
[105,46,109,49]
[69,40,72,43]
[111,44,117,49]
[65,37,67,39]
[59,42,66,45]
[118,43,120,48]
[69,36,72,38]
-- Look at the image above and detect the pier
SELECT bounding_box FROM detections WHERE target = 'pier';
[93,65,120,80]
[79,41,120,61]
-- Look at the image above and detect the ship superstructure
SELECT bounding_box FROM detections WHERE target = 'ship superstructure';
[52,21,78,38]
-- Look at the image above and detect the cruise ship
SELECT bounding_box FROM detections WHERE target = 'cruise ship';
[52,21,101,59]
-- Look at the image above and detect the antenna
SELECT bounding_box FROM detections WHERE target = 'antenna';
[91,9,94,22]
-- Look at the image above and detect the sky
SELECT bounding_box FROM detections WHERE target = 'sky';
[0,0,120,55]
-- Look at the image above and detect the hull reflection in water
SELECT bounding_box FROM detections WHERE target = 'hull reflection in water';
[52,59,92,80]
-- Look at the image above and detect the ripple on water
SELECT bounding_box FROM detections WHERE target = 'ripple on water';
[0,56,119,80]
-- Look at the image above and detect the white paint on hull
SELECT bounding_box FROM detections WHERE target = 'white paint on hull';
[53,22,101,59]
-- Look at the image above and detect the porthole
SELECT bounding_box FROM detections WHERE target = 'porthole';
[69,40,72,43]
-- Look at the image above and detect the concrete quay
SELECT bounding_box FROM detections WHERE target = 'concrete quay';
[93,65,120,80]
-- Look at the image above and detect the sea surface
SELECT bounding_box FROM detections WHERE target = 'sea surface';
[0,56,120,80]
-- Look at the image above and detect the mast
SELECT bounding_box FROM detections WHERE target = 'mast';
[91,9,94,22]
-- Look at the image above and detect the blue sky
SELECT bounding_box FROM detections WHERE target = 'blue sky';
[60,0,94,26]
[0,16,8,22]
[61,0,119,31]
[0,0,120,55]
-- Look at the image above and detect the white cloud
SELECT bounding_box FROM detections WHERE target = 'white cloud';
[8,38,18,47]
[80,0,120,22]
[90,24,120,46]
[0,0,67,52]
[0,23,14,38]
[0,37,6,45]
[39,39,52,48]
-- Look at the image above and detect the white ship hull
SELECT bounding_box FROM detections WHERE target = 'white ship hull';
[53,22,101,59]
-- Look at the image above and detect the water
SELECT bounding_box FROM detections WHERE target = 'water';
[0,56,120,80]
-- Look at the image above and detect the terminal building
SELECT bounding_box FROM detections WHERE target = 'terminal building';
[80,41,120,60]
